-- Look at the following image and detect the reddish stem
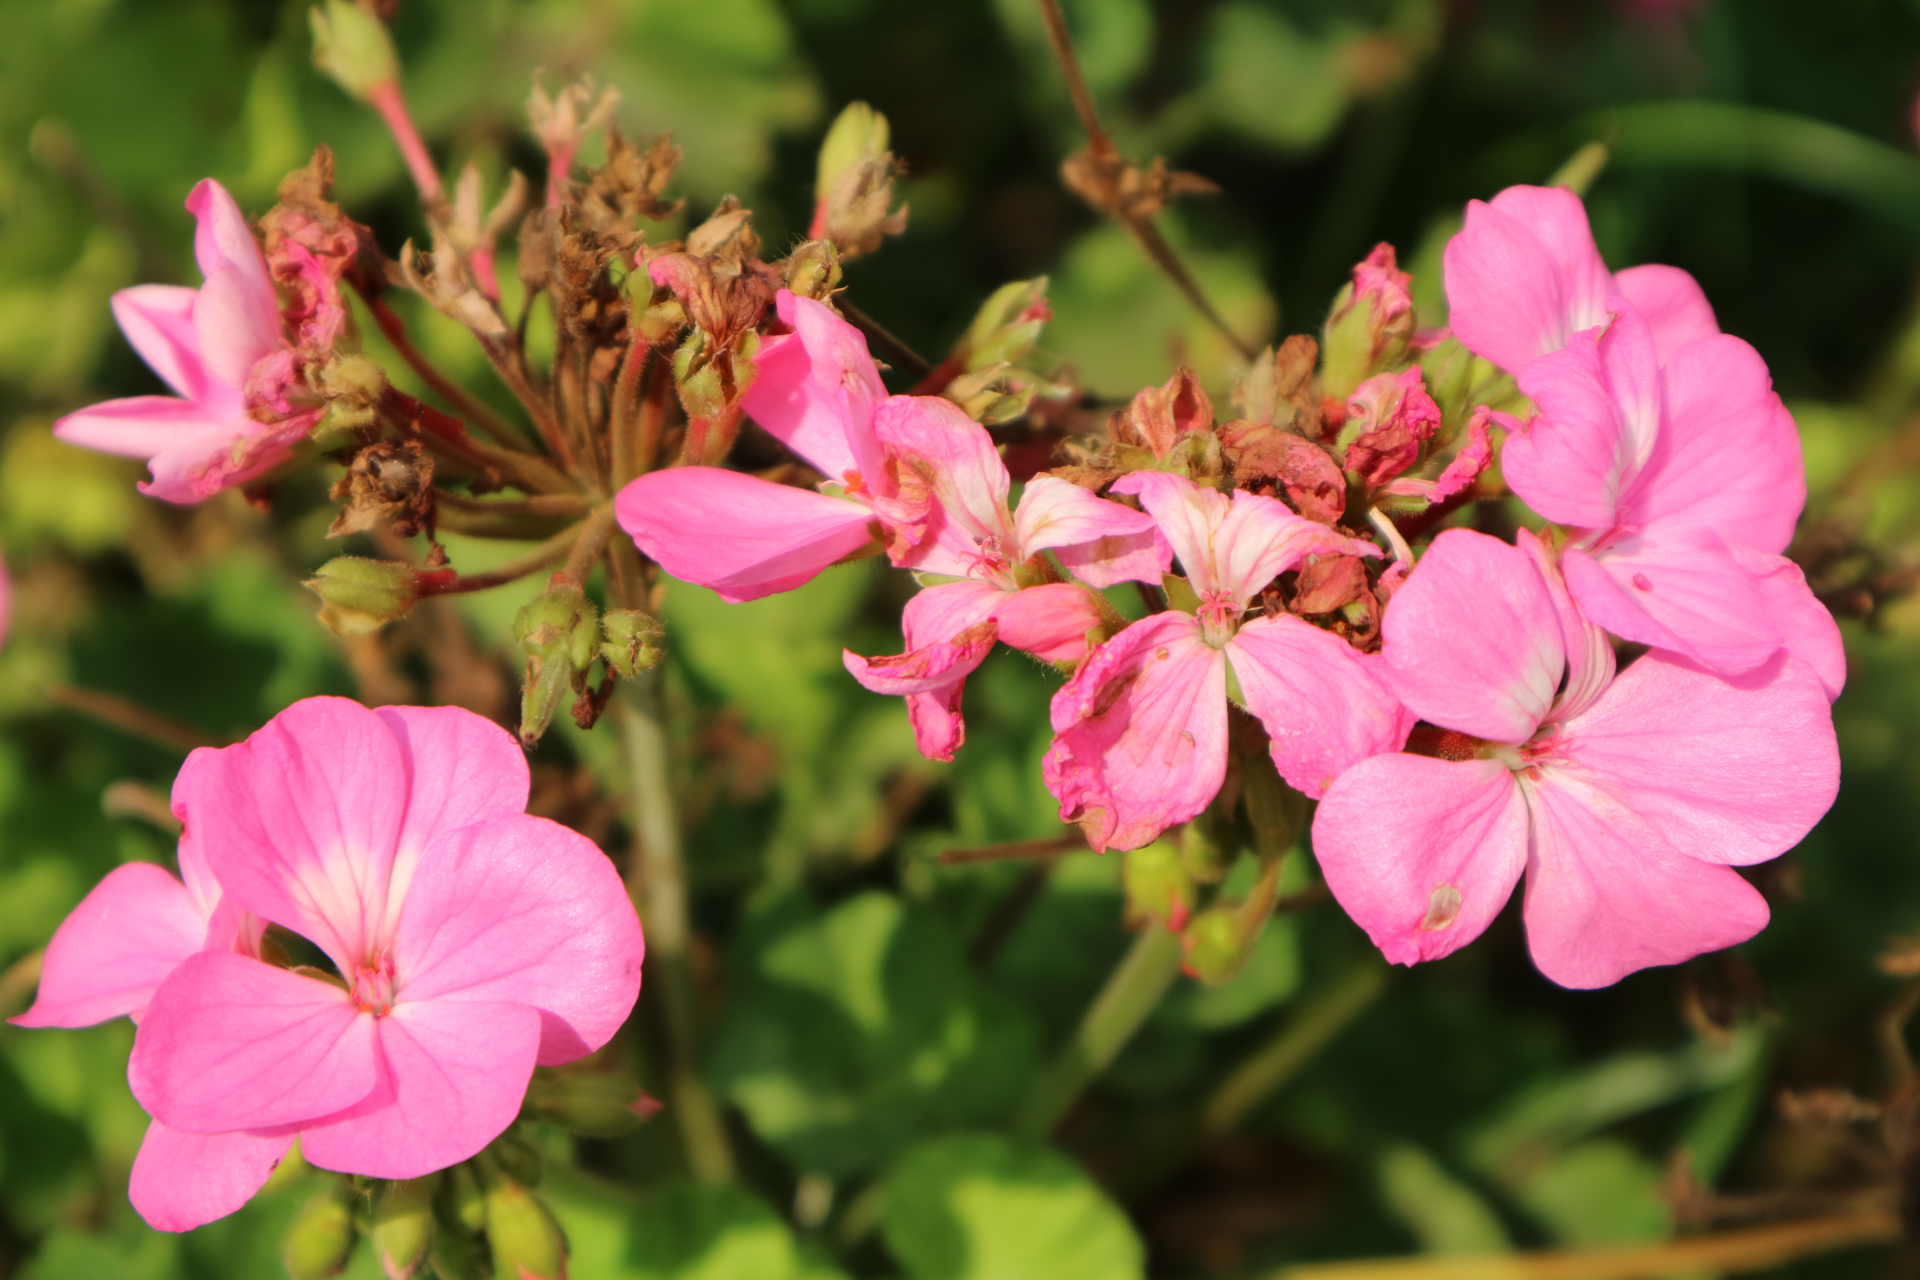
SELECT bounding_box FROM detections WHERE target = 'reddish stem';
[367,81,446,212]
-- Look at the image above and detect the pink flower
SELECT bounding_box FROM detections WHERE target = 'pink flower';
[1044,473,1414,852]
[1505,300,1842,694]
[1379,406,1501,505]
[18,698,644,1231]
[1313,529,1838,989]
[54,180,320,503]
[1343,369,1441,486]
[617,290,928,602]
[842,396,1169,759]
[1442,184,1719,378]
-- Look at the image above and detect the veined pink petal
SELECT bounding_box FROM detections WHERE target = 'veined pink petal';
[1518,530,1614,723]
[1227,615,1414,798]
[1509,303,1660,530]
[846,581,1003,761]
[301,999,542,1180]
[1043,611,1227,853]
[1013,476,1170,588]
[1555,649,1838,867]
[130,951,378,1134]
[1520,771,1770,989]
[1611,264,1719,361]
[10,863,207,1028]
[741,291,888,482]
[1442,185,1614,375]
[145,414,313,506]
[616,468,877,604]
[874,395,1015,578]
[1625,333,1804,556]
[1382,529,1563,744]
[185,180,281,388]
[993,582,1105,665]
[110,285,210,402]
[843,619,997,696]
[392,815,644,1065]
[128,1120,295,1233]
[1313,754,1529,966]
[170,748,229,918]
[191,696,412,969]
[1567,528,1785,676]
[1727,544,1845,700]
[1383,406,1499,504]
[53,395,244,461]
[906,686,970,763]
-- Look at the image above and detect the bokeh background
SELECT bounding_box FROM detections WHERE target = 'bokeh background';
[6,0,1920,1276]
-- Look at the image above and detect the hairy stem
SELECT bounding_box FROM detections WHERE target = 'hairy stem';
[1015,923,1185,1138]
[610,336,652,488]
[413,521,583,596]
[1202,958,1388,1137]
[367,81,447,220]
[561,506,618,584]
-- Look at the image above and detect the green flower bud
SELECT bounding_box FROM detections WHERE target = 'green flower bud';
[372,1177,437,1280]
[281,1188,357,1280]
[426,1218,488,1280]
[526,1071,656,1138]
[447,1163,488,1233]
[1180,903,1254,986]
[957,278,1050,372]
[600,610,664,680]
[489,1129,543,1188]
[1321,244,1415,401]
[310,0,399,102]
[815,102,890,209]
[513,584,599,747]
[785,239,844,301]
[305,556,417,635]
[483,1175,566,1280]
[1123,839,1195,931]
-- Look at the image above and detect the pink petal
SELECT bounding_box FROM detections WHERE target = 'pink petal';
[375,703,532,874]
[845,581,1004,761]
[301,999,542,1180]
[10,863,207,1028]
[170,748,231,918]
[874,395,1015,578]
[110,285,210,402]
[1624,333,1803,556]
[906,686,970,763]
[1312,754,1529,966]
[129,1120,294,1233]
[191,696,412,968]
[1381,529,1563,744]
[1382,405,1498,504]
[1520,771,1770,989]
[1568,529,1785,676]
[1012,476,1170,588]
[616,468,877,604]
[53,394,242,461]
[1442,185,1613,375]
[145,415,311,505]
[1519,529,1614,723]
[1611,264,1719,362]
[1727,544,1845,700]
[992,582,1106,665]
[392,814,644,1064]
[130,951,377,1133]
[1227,615,1413,798]
[740,291,887,482]
[184,180,282,388]
[1556,649,1838,867]
[1043,611,1227,853]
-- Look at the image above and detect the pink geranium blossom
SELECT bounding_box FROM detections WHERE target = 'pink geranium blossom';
[53,180,321,503]
[1044,472,1414,852]
[1313,529,1838,989]
[18,698,644,1231]
[843,396,1168,759]
[1442,184,1719,377]
[617,289,926,602]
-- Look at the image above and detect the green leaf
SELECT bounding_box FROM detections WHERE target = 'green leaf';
[1376,1144,1511,1255]
[1511,1139,1670,1247]
[621,1182,843,1280]
[881,1135,1144,1280]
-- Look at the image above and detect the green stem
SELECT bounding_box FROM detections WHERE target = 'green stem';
[1015,923,1185,1139]
[1201,957,1388,1137]
[618,673,734,1183]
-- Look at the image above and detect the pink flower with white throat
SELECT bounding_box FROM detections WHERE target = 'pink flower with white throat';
[54,180,321,503]
[1312,529,1838,989]
[843,395,1169,760]
[1044,472,1414,852]
[17,697,644,1231]
[617,289,926,601]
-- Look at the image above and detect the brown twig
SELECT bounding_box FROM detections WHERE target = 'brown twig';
[414,520,586,597]
[45,684,218,753]
[363,294,528,449]
[839,300,933,381]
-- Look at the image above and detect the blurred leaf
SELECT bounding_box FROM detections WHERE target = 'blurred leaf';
[623,1181,844,1280]
[1376,1143,1511,1255]
[881,1134,1144,1280]
[1,426,138,554]
[1161,915,1301,1029]
[1510,1138,1669,1247]
[1196,4,1354,153]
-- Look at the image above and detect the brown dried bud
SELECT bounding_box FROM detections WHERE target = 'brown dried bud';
[259,146,378,354]
[1217,419,1346,524]
[811,102,908,259]
[328,439,434,539]
[1233,334,1321,433]
[1290,554,1370,616]
[1110,367,1213,459]
[576,128,684,234]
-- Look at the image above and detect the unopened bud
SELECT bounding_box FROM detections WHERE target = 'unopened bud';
[1179,820,1231,885]
[448,1163,488,1232]
[1123,839,1195,931]
[483,1174,566,1280]
[1321,243,1414,401]
[600,610,664,680]
[427,1220,489,1280]
[1182,903,1260,986]
[672,331,728,421]
[305,556,417,635]
[310,0,398,101]
[318,352,388,409]
[527,1071,656,1137]
[372,1177,436,1280]
[514,584,599,747]
[956,278,1051,372]
[810,102,907,257]
[490,1130,543,1188]
[282,1188,357,1280]
[784,238,843,301]
[815,101,890,210]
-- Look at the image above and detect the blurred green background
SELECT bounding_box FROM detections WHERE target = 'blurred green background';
[7,0,1920,1276]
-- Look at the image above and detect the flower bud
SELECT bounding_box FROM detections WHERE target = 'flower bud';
[281,1188,357,1280]
[1321,243,1414,402]
[448,1163,488,1231]
[514,583,599,746]
[672,331,729,423]
[956,278,1051,372]
[600,609,665,680]
[490,1130,544,1188]
[1123,839,1195,931]
[310,0,398,102]
[372,1177,437,1280]
[784,238,844,301]
[526,1071,657,1137]
[810,102,907,258]
[816,102,890,208]
[427,1216,489,1280]
[483,1174,566,1280]
[305,556,417,635]
[1181,903,1257,985]
[1342,369,1441,488]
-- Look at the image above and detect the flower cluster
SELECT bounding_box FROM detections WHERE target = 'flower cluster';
[13,698,643,1232]
[621,185,1841,989]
